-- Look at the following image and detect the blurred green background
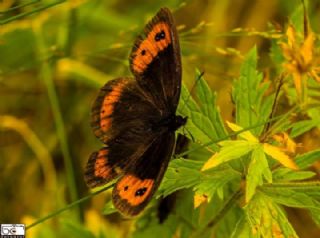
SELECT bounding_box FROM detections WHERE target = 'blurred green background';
[1,0,320,237]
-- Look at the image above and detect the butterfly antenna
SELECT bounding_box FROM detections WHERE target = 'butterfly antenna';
[180,71,205,113]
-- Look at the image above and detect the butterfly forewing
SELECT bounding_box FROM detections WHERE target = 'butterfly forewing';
[130,8,182,112]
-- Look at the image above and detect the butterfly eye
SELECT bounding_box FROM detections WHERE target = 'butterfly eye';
[135,187,147,196]
[155,30,166,41]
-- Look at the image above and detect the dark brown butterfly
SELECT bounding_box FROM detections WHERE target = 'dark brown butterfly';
[84,8,186,216]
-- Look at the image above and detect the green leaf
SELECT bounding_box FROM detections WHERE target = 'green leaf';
[261,182,320,225]
[195,69,227,138]
[273,168,316,181]
[202,140,258,170]
[261,185,320,210]
[232,46,273,136]
[134,190,199,238]
[133,213,178,238]
[290,120,317,138]
[178,84,219,151]
[246,146,272,203]
[245,193,298,238]
[295,149,320,169]
[158,159,203,197]
[231,216,257,238]
[194,166,240,201]
[178,71,228,151]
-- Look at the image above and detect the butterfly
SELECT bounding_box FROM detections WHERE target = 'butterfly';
[84,7,186,216]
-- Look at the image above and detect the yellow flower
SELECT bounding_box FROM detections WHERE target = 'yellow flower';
[280,24,320,99]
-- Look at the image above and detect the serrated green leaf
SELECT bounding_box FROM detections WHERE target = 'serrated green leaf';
[295,149,320,169]
[233,46,273,136]
[231,216,257,238]
[260,182,320,226]
[178,84,219,151]
[202,140,258,170]
[310,210,320,225]
[273,168,316,181]
[132,213,178,238]
[245,193,298,238]
[158,159,203,197]
[195,69,227,138]
[194,167,240,201]
[290,119,317,138]
[214,200,245,238]
[261,186,320,211]
[246,146,272,203]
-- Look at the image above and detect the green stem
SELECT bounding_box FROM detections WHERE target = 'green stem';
[35,27,79,217]
[193,189,243,237]
[205,189,242,228]
[0,0,39,14]
[0,0,66,25]
[64,8,77,56]
[261,105,299,141]
[25,184,114,230]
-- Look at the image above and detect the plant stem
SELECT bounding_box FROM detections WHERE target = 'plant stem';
[64,8,77,56]
[205,189,242,228]
[35,24,79,218]
[193,189,243,237]
[0,0,40,14]
[0,0,66,25]
[25,184,114,230]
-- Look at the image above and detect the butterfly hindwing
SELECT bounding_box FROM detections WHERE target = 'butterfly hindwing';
[91,77,160,144]
[84,147,119,187]
[130,8,182,112]
[112,132,175,216]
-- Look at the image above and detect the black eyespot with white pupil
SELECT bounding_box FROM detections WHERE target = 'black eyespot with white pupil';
[135,187,147,197]
[155,30,166,41]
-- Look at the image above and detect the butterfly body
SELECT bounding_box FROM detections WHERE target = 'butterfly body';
[85,8,184,216]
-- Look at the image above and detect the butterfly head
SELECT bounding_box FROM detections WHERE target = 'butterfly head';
[172,115,187,131]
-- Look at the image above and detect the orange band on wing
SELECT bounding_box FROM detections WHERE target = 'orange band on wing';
[100,81,127,132]
[132,22,171,74]
[117,175,154,206]
[94,149,111,178]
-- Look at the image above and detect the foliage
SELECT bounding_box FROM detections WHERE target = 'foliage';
[1,0,320,238]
